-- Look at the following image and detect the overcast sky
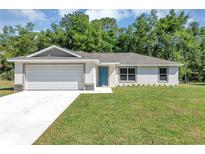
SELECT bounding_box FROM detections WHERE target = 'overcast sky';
[1,9,205,32]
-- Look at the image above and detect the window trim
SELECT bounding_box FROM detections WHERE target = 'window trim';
[119,67,137,82]
[158,67,169,83]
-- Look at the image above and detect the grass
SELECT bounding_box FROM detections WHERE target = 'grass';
[0,80,14,97]
[34,84,205,145]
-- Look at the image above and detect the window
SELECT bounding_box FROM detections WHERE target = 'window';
[120,67,136,81]
[159,68,168,81]
[120,68,127,81]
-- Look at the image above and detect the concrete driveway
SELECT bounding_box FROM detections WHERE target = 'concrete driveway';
[0,91,80,145]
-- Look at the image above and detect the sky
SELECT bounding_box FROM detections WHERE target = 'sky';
[1,9,205,32]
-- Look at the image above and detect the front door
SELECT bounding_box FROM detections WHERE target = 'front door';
[99,67,108,86]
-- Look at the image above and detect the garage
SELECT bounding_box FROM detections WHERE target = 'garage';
[25,65,84,90]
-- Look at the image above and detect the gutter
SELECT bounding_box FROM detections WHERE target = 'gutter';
[7,58,183,67]
[119,63,184,67]
[7,59,100,63]
[98,62,120,65]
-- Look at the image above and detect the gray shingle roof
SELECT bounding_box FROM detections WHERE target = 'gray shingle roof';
[8,47,182,66]
[74,52,180,66]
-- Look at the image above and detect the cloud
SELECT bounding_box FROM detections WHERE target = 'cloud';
[156,10,170,18]
[132,9,172,19]
[58,9,193,22]
[58,9,79,17]
[188,18,195,23]
[131,9,150,16]
[184,17,196,27]
[0,10,49,33]
[20,10,46,21]
[84,9,175,21]
[85,9,132,21]
[10,10,47,21]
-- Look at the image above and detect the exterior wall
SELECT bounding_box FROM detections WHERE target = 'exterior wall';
[15,62,23,84]
[96,65,179,87]
[117,66,179,86]
[14,62,24,91]
[137,66,159,85]
[109,65,118,87]
[96,66,99,86]
[168,66,179,85]
[13,61,179,91]
[84,62,96,90]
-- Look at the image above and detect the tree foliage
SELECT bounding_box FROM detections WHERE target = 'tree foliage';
[0,10,205,81]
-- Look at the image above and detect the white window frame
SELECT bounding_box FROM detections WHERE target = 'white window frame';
[159,67,168,82]
[119,67,137,82]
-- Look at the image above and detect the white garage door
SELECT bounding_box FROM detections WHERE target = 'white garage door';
[25,65,84,90]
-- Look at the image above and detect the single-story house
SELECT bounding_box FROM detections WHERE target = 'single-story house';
[8,45,182,91]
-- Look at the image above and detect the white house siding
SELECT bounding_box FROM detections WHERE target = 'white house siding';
[137,66,179,86]
[117,66,179,86]
[96,66,99,86]
[14,62,23,85]
[109,65,118,87]
[137,66,159,85]
[168,66,179,85]
[84,62,96,89]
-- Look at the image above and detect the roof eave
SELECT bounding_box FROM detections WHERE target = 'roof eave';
[98,62,120,65]
[7,59,99,63]
[119,63,183,67]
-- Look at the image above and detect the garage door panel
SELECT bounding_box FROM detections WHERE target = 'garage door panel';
[26,78,81,82]
[25,65,84,90]
[26,82,79,90]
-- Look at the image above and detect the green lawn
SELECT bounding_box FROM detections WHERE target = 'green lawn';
[34,84,205,144]
[0,80,14,97]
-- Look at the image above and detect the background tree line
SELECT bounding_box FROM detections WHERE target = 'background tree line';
[0,10,205,82]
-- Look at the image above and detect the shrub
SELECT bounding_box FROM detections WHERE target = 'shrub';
[0,69,14,80]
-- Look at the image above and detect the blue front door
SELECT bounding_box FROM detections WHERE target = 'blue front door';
[99,67,108,86]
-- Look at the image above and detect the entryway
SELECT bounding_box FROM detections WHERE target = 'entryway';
[99,67,108,86]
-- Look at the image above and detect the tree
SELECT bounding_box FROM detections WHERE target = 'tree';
[0,10,205,82]
[131,10,158,56]
[60,11,91,51]
[115,26,135,52]
[91,17,118,52]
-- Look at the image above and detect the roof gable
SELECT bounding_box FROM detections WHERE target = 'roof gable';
[27,45,81,58]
